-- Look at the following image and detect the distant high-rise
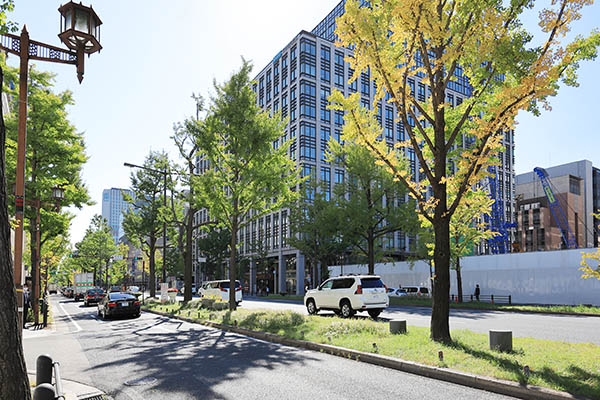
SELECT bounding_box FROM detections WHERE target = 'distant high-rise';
[101,188,133,243]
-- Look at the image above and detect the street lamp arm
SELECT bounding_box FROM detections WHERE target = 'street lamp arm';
[0,31,78,66]
[124,162,165,175]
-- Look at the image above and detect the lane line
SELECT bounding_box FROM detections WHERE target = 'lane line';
[59,301,83,332]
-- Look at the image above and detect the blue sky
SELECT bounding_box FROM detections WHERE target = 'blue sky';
[7,0,600,245]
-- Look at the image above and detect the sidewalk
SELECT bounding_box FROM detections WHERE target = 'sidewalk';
[23,298,109,400]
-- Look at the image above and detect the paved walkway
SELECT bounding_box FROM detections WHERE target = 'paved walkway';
[23,305,108,399]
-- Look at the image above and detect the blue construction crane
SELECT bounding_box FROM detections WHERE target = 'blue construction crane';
[485,166,514,254]
[533,167,578,249]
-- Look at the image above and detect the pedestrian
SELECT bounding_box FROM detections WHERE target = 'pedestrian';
[474,284,480,301]
[23,282,31,328]
[266,286,270,296]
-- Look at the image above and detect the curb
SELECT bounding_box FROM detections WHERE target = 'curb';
[143,308,590,400]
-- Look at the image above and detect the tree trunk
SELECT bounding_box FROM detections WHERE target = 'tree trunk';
[93,265,97,287]
[229,211,239,311]
[431,215,452,343]
[183,205,195,302]
[149,235,157,298]
[0,65,32,399]
[367,228,375,275]
[456,256,463,303]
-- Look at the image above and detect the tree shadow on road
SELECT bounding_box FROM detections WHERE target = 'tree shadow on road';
[79,315,321,399]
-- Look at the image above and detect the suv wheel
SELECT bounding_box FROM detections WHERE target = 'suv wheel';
[306,299,318,315]
[368,309,382,319]
[340,300,354,318]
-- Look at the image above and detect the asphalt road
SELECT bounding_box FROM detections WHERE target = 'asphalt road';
[240,297,600,345]
[25,295,517,400]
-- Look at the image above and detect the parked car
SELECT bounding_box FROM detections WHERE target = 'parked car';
[402,286,430,297]
[83,288,105,306]
[304,275,389,319]
[199,280,242,305]
[390,288,409,297]
[97,292,140,320]
[180,285,196,295]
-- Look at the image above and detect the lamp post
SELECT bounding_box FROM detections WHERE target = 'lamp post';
[0,1,102,331]
[124,162,169,284]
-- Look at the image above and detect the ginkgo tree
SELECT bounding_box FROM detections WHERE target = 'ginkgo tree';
[195,60,302,310]
[332,0,600,342]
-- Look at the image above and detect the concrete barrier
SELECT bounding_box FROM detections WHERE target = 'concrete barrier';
[390,319,407,334]
[489,330,512,352]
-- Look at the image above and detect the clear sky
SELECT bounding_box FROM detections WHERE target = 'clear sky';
[7,0,600,245]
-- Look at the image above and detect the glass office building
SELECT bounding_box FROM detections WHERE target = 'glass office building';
[195,0,516,295]
[101,188,133,244]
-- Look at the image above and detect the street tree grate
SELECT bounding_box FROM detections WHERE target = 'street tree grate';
[124,377,158,386]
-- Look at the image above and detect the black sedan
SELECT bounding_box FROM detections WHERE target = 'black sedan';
[97,292,140,320]
[83,288,105,306]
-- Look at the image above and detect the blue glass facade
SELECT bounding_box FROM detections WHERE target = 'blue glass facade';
[101,188,133,243]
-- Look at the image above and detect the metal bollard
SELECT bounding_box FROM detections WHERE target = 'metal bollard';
[33,383,56,400]
[36,354,53,385]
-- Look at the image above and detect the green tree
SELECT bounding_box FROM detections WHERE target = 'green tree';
[171,96,209,301]
[196,227,231,281]
[195,60,302,310]
[288,179,346,287]
[332,0,600,343]
[329,140,418,274]
[73,215,118,288]
[123,152,169,297]
[3,60,91,318]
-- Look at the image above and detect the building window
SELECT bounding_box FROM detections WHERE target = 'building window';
[320,86,330,123]
[569,176,581,195]
[321,46,330,82]
[300,38,316,77]
[334,51,344,88]
[299,122,316,161]
[300,80,316,119]
[320,126,330,162]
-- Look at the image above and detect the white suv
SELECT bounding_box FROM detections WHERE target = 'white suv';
[304,275,389,319]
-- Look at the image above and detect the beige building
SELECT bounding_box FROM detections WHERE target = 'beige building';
[515,160,599,251]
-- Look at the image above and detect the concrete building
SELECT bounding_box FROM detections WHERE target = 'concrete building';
[101,188,133,244]
[515,160,600,251]
[194,0,516,295]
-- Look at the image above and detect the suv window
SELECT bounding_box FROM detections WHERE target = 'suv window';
[332,278,354,289]
[360,278,384,288]
[218,281,241,289]
[419,287,429,294]
[319,280,333,290]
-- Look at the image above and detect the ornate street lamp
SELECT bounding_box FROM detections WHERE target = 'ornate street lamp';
[52,186,66,203]
[58,2,102,54]
[0,2,103,331]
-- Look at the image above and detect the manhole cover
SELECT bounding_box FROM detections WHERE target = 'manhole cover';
[124,377,157,386]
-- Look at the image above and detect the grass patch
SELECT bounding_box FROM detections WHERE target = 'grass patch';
[143,301,600,398]
[388,296,600,315]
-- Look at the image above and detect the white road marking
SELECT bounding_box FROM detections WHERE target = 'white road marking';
[59,301,83,332]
